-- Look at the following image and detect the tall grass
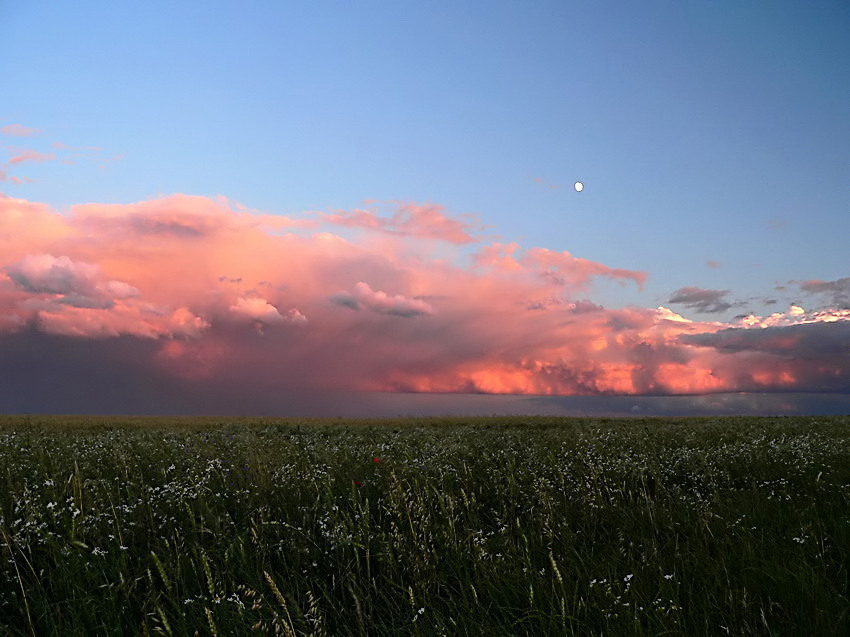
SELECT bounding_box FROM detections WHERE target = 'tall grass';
[0,415,848,635]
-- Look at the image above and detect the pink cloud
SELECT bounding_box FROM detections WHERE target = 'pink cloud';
[6,254,131,298]
[73,194,313,241]
[229,296,307,328]
[0,194,75,260]
[332,281,435,317]
[522,247,647,290]
[473,242,524,271]
[0,124,41,137]
[322,202,481,244]
[0,192,848,408]
[8,149,56,165]
[474,244,646,290]
[31,304,209,339]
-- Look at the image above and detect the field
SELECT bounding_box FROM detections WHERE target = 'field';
[0,415,848,636]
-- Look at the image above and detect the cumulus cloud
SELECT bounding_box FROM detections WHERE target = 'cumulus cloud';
[230,296,287,323]
[1,191,849,414]
[681,320,850,357]
[229,296,307,327]
[332,282,435,317]
[526,297,603,312]
[735,304,850,329]
[72,195,314,244]
[75,195,246,238]
[31,304,205,339]
[6,254,139,308]
[668,286,734,313]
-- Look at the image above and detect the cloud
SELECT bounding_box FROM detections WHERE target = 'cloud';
[73,194,312,240]
[0,124,41,137]
[676,321,850,393]
[526,297,603,312]
[229,296,307,326]
[6,254,139,308]
[681,320,850,357]
[668,286,734,313]
[799,277,850,309]
[474,243,646,289]
[29,304,208,339]
[8,149,56,165]
[735,304,850,329]
[322,202,481,244]
[472,242,524,272]
[332,282,435,317]
[1,191,849,415]
[523,248,646,290]
[73,195,247,238]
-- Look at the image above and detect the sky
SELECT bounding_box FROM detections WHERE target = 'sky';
[1,1,849,417]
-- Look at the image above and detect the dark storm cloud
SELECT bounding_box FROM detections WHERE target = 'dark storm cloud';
[0,329,400,418]
[680,320,850,357]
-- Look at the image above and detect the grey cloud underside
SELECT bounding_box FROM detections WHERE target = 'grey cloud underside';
[527,298,603,312]
[330,294,361,311]
[7,266,88,296]
[681,320,850,356]
[56,294,116,309]
[2,330,848,417]
[5,256,139,309]
[800,277,850,309]
[1,326,848,417]
[383,308,430,318]
[668,287,735,314]
[329,292,432,317]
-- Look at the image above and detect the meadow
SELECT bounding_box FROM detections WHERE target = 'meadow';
[0,414,848,636]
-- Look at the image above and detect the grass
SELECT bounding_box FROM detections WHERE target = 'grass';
[0,414,848,635]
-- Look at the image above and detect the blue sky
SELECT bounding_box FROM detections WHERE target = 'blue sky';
[1,2,849,416]
[5,2,849,311]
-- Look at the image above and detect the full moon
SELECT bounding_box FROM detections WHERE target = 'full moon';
[574,181,584,192]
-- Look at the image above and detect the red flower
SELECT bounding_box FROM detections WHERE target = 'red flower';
[354,480,363,488]
[372,457,380,464]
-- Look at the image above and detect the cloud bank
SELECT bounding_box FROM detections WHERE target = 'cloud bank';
[0,191,848,415]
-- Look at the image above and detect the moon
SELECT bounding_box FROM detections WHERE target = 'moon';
[574,181,584,192]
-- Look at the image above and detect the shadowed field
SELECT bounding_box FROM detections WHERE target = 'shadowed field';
[0,415,848,635]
